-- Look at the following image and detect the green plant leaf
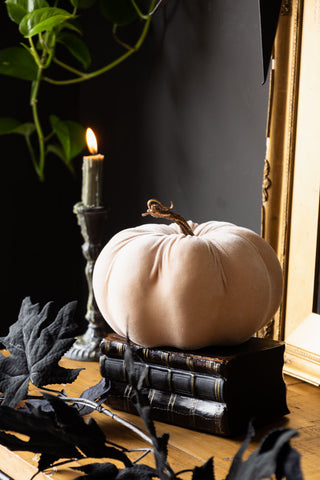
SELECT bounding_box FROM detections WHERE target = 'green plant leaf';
[43,30,56,50]
[12,122,35,136]
[0,118,22,134]
[9,122,35,137]
[46,143,66,162]
[0,118,35,141]
[57,32,91,70]
[19,7,75,37]
[5,0,49,24]
[0,47,38,80]
[62,20,83,35]
[66,120,86,159]
[50,115,85,164]
[46,143,76,173]
[99,0,138,25]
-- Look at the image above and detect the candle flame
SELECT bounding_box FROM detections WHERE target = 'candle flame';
[86,127,98,154]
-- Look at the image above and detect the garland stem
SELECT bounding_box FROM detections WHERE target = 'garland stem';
[63,396,153,446]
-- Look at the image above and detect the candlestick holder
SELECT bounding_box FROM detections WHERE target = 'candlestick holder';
[65,202,109,361]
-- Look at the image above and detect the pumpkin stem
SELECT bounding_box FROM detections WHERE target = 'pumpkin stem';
[142,199,194,236]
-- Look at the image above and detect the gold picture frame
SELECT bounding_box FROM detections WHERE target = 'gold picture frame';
[261,0,320,385]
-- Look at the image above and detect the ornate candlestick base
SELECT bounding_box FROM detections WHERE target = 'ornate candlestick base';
[65,203,109,361]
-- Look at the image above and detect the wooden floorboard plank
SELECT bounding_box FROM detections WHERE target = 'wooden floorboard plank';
[0,357,319,479]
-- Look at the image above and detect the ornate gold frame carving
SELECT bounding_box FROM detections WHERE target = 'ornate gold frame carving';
[262,0,320,385]
[261,0,303,340]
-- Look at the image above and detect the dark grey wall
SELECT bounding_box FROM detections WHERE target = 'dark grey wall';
[139,0,269,230]
[1,0,269,334]
[80,0,269,234]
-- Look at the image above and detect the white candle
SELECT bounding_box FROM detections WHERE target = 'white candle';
[81,128,104,207]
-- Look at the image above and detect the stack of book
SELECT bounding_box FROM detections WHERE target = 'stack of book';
[99,333,289,436]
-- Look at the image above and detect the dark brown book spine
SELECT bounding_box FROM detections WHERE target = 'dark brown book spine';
[105,380,232,436]
[100,355,226,402]
[100,354,289,410]
[100,334,226,376]
[104,379,289,436]
[99,333,286,379]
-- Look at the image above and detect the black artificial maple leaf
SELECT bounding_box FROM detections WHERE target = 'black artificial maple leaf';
[0,402,80,470]
[225,422,304,480]
[192,458,214,480]
[72,462,119,479]
[123,341,174,480]
[76,377,111,415]
[0,394,132,472]
[73,462,158,479]
[21,379,111,417]
[0,297,83,407]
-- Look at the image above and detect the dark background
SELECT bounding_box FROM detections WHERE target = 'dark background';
[0,0,269,335]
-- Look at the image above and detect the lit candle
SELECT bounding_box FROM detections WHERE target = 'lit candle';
[81,128,104,207]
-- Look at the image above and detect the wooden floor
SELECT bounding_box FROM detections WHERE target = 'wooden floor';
[0,357,319,480]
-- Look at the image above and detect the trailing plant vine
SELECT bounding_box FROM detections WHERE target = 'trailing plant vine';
[0,297,304,479]
[0,0,161,180]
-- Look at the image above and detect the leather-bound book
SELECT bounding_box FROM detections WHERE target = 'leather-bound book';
[100,333,287,384]
[100,355,287,406]
[103,380,288,437]
[99,333,289,436]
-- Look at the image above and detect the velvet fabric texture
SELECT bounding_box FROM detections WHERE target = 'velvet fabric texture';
[93,221,283,349]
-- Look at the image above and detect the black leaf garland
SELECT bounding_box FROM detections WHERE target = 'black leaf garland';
[0,297,305,480]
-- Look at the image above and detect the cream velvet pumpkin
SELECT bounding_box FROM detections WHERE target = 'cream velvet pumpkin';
[93,200,283,349]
